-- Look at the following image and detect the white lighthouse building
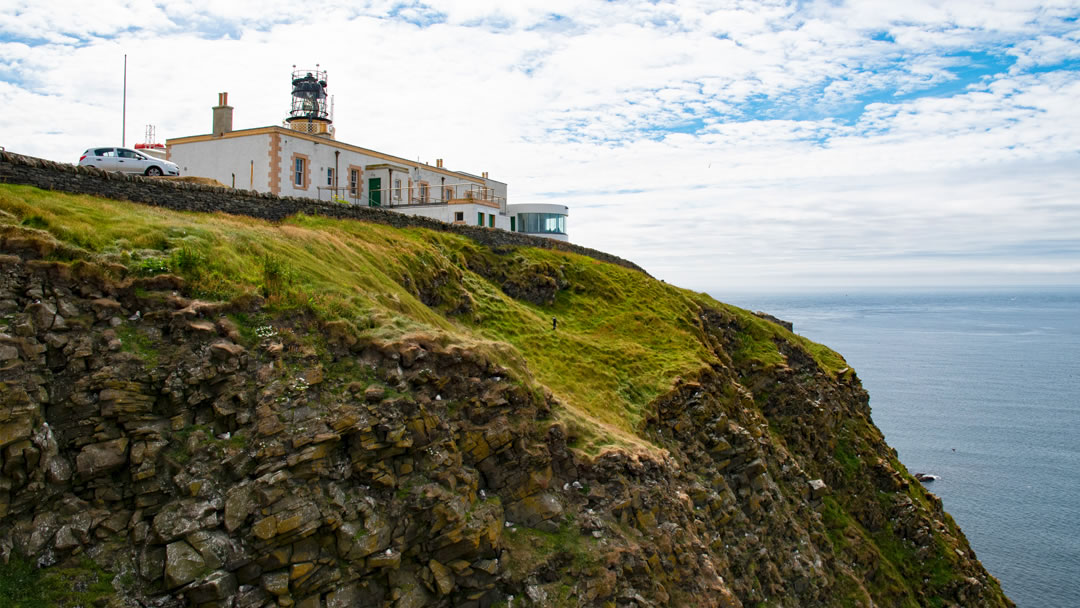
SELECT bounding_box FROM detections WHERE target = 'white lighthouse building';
[166,67,568,241]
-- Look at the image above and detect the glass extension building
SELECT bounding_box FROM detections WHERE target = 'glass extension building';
[506,203,570,242]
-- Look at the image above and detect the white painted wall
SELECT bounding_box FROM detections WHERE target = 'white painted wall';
[394,203,510,230]
[168,128,525,235]
[277,134,343,200]
[168,134,270,191]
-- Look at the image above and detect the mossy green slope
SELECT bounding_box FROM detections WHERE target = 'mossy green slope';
[0,183,797,453]
[0,183,1011,607]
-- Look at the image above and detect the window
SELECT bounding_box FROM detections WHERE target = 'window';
[419,182,429,203]
[394,179,402,201]
[293,157,306,187]
[444,187,454,202]
[349,169,360,197]
[94,148,115,157]
[518,213,566,234]
[454,212,464,222]
[118,148,139,159]
[477,212,484,226]
[488,214,494,227]
[327,168,334,187]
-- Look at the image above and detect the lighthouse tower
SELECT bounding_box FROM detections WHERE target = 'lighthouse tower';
[285,65,334,139]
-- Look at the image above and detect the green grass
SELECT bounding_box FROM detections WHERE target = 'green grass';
[706,299,850,377]
[833,437,860,482]
[0,555,113,608]
[0,183,850,455]
[501,515,597,581]
[116,324,160,367]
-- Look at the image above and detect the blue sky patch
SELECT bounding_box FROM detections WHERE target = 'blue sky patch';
[388,2,448,28]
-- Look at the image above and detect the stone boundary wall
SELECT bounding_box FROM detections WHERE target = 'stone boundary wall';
[0,151,648,274]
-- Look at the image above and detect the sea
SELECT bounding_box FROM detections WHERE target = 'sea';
[716,288,1080,608]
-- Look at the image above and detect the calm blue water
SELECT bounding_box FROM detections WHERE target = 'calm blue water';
[716,289,1080,608]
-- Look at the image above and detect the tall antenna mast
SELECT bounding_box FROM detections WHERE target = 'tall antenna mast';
[122,54,127,146]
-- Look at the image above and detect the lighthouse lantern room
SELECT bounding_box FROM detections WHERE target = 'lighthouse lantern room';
[284,64,334,139]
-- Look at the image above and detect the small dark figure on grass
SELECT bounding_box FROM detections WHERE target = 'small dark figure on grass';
[552,317,557,331]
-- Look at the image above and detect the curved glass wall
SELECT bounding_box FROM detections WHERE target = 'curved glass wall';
[517,212,566,235]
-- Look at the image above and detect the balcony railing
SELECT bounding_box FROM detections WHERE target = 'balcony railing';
[317,182,505,208]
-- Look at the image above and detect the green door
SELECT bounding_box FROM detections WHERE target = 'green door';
[368,178,381,207]
[510,216,516,232]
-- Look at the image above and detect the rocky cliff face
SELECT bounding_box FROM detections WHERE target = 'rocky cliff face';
[0,201,1012,606]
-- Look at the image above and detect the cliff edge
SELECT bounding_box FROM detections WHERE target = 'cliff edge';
[0,165,1012,607]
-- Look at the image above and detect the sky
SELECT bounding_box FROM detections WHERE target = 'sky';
[1,0,1079,293]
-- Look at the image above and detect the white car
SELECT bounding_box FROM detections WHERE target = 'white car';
[79,147,180,176]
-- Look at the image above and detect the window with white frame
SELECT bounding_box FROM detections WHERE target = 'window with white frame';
[294,158,305,187]
[349,169,360,197]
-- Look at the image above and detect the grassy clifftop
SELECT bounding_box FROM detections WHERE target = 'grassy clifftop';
[0,183,835,454]
[0,183,1011,607]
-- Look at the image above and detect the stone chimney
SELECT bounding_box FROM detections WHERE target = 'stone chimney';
[212,92,233,137]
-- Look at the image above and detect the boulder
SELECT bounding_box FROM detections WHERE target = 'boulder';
[186,570,238,603]
[224,485,256,532]
[46,454,72,484]
[210,340,246,361]
[0,417,33,450]
[187,529,246,571]
[152,500,218,543]
[326,583,361,608]
[506,492,563,527]
[261,570,290,596]
[234,584,272,608]
[367,549,401,569]
[75,438,129,479]
[429,559,454,596]
[364,385,386,403]
[27,301,66,331]
[745,458,767,478]
[54,525,80,551]
[165,540,206,589]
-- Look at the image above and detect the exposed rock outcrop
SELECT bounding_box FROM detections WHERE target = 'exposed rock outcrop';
[0,242,1012,608]
[0,160,1014,608]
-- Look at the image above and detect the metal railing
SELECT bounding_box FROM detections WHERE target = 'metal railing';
[316,182,505,208]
